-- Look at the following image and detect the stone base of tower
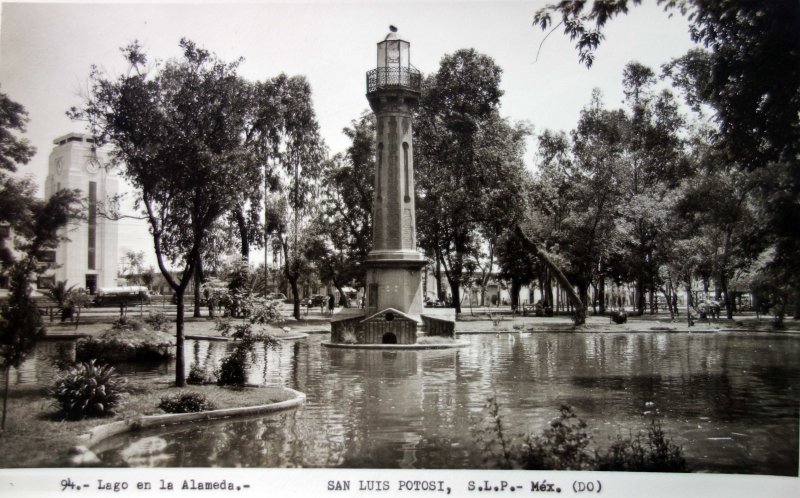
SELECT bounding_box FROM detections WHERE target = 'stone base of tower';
[331,307,420,345]
[329,307,459,348]
[363,264,425,319]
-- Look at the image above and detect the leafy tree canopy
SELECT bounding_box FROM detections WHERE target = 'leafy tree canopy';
[0,88,36,173]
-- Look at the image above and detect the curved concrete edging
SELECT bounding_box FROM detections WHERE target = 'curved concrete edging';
[185,335,229,341]
[276,332,308,340]
[459,327,800,335]
[321,340,469,350]
[70,387,305,464]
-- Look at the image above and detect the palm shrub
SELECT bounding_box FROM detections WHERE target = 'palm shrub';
[158,391,216,413]
[49,280,76,322]
[51,360,128,420]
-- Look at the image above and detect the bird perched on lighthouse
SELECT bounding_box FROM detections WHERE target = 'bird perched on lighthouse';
[389,25,398,32]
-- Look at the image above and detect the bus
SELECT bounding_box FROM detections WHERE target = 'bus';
[93,286,151,307]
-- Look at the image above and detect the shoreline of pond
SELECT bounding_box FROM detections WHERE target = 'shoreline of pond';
[70,386,306,466]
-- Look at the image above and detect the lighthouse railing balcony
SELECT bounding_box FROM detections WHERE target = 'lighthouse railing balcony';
[366,66,422,94]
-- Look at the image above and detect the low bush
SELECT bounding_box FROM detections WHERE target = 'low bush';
[216,344,251,387]
[596,420,688,472]
[610,311,628,324]
[213,299,279,387]
[187,363,216,385]
[111,316,145,331]
[518,405,595,470]
[51,360,128,420]
[144,311,169,332]
[247,297,284,325]
[476,399,688,472]
[158,392,216,414]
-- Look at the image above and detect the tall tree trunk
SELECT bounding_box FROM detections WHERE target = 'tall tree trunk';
[599,277,606,315]
[636,278,646,316]
[175,289,186,387]
[544,271,553,312]
[578,282,589,316]
[661,287,674,320]
[685,284,693,327]
[193,263,202,318]
[334,282,348,308]
[449,278,461,314]
[510,277,521,312]
[580,284,587,313]
[2,365,10,430]
[794,288,800,320]
[435,258,444,302]
[74,305,82,330]
[555,282,561,312]
[720,274,734,320]
[515,226,585,325]
[289,275,301,320]
[236,208,250,261]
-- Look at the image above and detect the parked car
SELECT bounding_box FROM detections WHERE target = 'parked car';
[266,292,287,302]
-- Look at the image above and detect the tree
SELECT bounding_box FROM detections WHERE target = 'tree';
[673,129,763,319]
[513,225,586,325]
[1,265,44,430]
[0,87,36,173]
[66,288,92,329]
[496,229,539,312]
[536,90,628,314]
[261,75,327,320]
[1,188,83,426]
[415,49,529,313]
[0,92,82,427]
[72,39,263,386]
[314,112,375,301]
[0,151,82,430]
[534,0,800,298]
[613,62,689,315]
[0,89,38,269]
[119,250,145,284]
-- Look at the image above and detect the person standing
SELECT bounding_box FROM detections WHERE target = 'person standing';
[328,294,335,315]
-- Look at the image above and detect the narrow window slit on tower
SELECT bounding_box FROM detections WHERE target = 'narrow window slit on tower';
[403,142,410,202]
[377,143,383,200]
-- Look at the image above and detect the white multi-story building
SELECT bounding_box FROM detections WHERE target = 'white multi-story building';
[44,133,119,293]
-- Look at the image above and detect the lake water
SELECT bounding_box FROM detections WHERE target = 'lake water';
[8,332,800,474]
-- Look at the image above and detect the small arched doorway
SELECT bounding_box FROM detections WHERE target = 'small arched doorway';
[382,332,397,344]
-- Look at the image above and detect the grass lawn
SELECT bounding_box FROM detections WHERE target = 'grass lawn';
[0,375,290,468]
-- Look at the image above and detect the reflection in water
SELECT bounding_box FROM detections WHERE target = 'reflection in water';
[5,332,799,474]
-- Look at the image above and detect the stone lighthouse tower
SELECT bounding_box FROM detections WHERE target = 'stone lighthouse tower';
[329,27,455,346]
[363,26,426,323]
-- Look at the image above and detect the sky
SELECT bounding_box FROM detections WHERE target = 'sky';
[0,0,697,269]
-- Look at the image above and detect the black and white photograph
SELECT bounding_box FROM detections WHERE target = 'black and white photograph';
[0,1,798,497]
